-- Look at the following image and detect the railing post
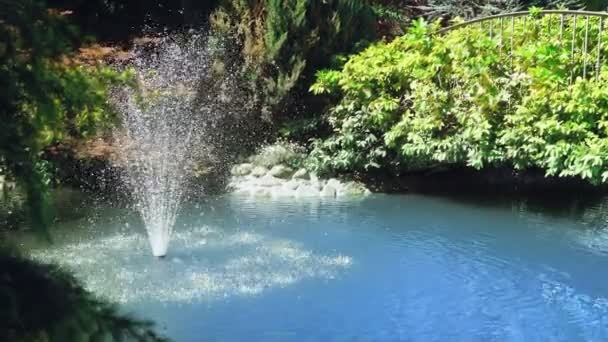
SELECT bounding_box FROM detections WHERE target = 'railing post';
[584,16,590,79]
[511,16,515,71]
[560,14,565,44]
[571,15,578,84]
[434,10,608,83]
[598,17,604,81]
[499,17,504,56]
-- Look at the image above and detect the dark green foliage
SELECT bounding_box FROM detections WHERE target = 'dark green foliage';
[368,1,426,38]
[0,0,131,235]
[582,0,607,11]
[309,13,608,184]
[210,0,376,122]
[0,251,167,341]
[46,0,221,40]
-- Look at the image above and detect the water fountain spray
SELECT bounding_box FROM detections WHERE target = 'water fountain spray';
[111,33,228,257]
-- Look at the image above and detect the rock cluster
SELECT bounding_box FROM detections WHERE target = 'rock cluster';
[0,175,17,201]
[229,163,370,198]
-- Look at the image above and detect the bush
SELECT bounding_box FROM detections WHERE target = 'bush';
[309,12,608,184]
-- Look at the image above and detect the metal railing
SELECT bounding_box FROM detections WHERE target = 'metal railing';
[437,10,608,82]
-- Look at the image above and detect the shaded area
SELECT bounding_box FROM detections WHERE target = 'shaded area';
[0,251,167,341]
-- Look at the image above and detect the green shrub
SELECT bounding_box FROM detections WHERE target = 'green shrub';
[309,12,608,184]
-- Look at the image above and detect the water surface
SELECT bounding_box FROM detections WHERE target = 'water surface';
[20,193,608,341]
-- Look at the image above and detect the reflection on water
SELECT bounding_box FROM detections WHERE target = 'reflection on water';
[17,192,608,341]
[30,226,351,303]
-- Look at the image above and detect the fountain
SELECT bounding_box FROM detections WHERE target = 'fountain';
[111,33,237,257]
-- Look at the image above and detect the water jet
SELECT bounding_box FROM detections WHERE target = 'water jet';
[111,33,223,257]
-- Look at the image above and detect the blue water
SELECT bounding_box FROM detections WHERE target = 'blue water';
[27,193,608,341]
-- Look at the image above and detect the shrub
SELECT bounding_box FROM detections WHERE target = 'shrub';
[309,12,608,184]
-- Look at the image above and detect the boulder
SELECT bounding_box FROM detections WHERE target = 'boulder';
[271,187,293,198]
[295,184,319,197]
[337,181,371,197]
[251,166,268,178]
[326,178,342,189]
[251,187,271,197]
[282,179,300,191]
[310,179,323,191]
[268,165,294,179]
[257,174,282,187]
[231,163,253,176]
[292,168,310,180]
[320,184,337,197]
[251,144,303,168]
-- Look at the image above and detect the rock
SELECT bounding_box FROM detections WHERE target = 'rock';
[251,166,268,178]
[295,184,320,197]
[252,187,271,197]
[234,187,250,195]
[231,163,253,176]
[310,179,323,191]
[320,184,337,197]
[251,144,301,168]
[282,179,300,191]
[268,165,294,179]
[271,187,292,198]
[292,168,310,180]
[337,181,371,197]
[326,178,342,189]
[257,174,282,187]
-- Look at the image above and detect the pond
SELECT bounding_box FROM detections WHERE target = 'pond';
[16,191,608,341]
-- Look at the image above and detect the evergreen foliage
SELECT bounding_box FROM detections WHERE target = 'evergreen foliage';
[210,0,376,121]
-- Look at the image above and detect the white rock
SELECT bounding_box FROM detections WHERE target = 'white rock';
[257,174,282,187]
[252,187,271,197]
[320,184,337,197]
[251,144,300,168]
[295,184,320,197]
[271,187,293,198]
[337,181,371,197]
[251,166,268,178]
[268,165,294,179]
[282,180,300,191]
[231,163,253,176]
[310,179,323,191]
[292,168,310,180]
[326,178,342,189]
[234,187,251,195]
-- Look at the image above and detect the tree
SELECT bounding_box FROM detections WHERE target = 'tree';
[0,0,130,235]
